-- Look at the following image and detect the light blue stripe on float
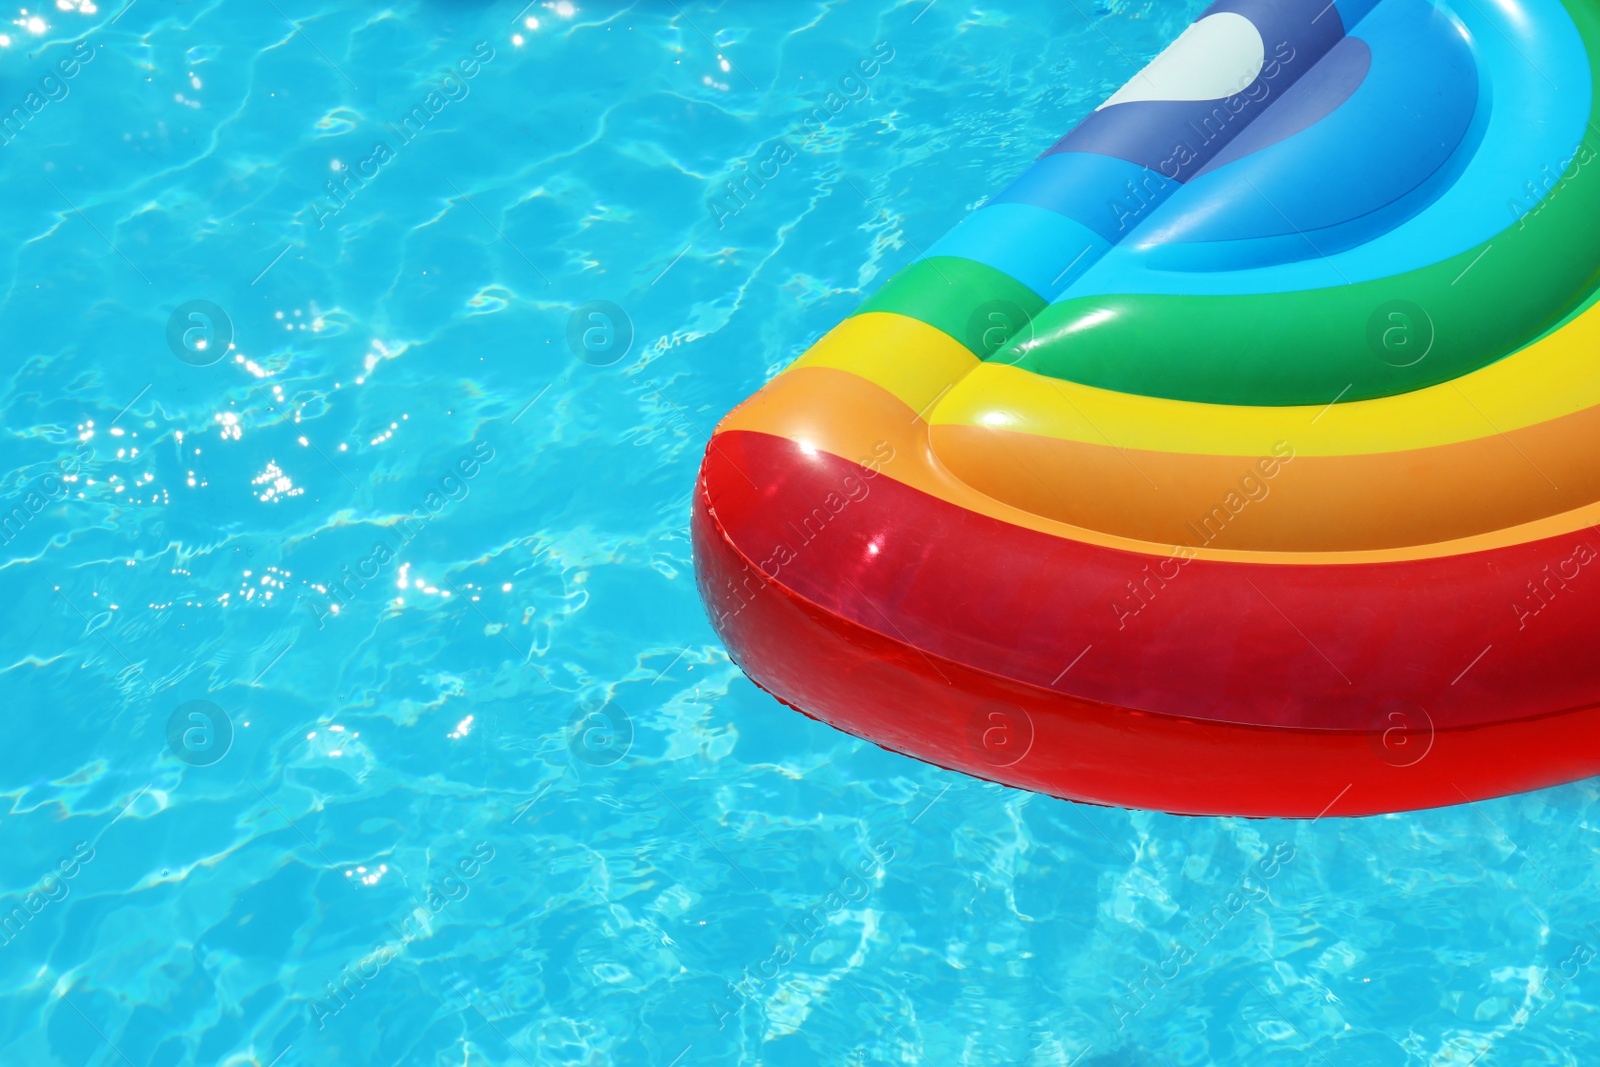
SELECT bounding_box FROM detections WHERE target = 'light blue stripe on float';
[920,204,1110,302]
[989,151,1175,244]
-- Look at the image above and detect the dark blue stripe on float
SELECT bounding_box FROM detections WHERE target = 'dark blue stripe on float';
[1200,0,1347,63]
[1043,0,1349,180]
[1135,0,1479,263]
[1193,35,1372,180]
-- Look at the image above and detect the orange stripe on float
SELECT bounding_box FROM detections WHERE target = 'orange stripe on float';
[717,363,1600,564]
[930,409,1600,552]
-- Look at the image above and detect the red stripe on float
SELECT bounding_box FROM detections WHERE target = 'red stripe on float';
[694,439,1600,816]
[697,429,1600,738]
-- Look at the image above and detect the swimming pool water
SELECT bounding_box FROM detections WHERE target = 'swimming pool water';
[1,1,1597,1064]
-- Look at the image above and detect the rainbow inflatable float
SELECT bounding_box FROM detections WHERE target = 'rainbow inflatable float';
[693,0,1600,817]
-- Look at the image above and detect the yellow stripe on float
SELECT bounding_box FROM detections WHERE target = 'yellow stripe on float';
[787,305,1600,458]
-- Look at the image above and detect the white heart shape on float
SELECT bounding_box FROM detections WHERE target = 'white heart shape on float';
[1097,12,1266,110]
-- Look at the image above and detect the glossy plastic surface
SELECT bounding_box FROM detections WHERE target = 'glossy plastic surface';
[693,0,1600,816]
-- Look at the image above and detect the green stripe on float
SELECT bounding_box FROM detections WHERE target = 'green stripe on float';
[854,257,1047,359]
[1003,0,1600,408]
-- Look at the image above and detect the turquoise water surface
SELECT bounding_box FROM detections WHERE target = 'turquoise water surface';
[2,1,1597,1064]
